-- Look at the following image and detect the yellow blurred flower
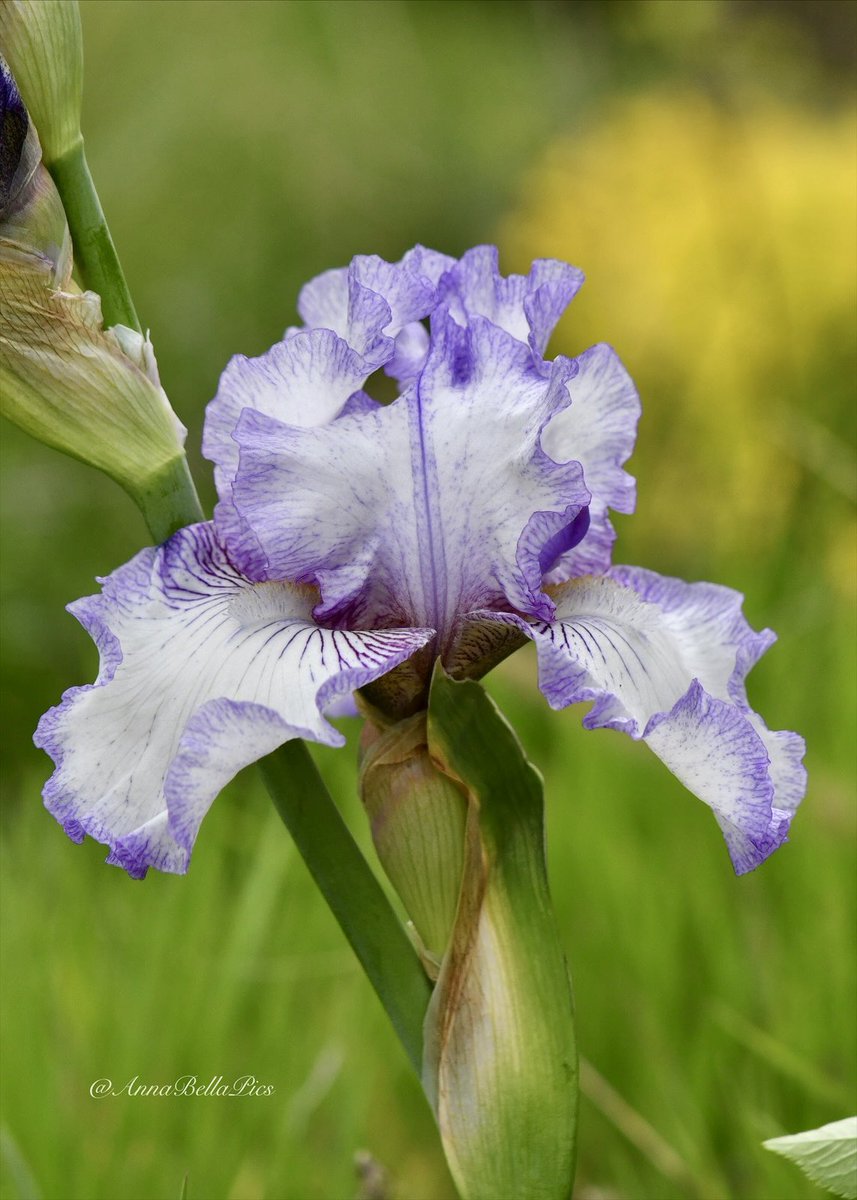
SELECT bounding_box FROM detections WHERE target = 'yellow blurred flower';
[501,90,857,571]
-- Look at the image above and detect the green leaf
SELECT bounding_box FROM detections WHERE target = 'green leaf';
[763,1117,857,1199]
[424,665,578,1200]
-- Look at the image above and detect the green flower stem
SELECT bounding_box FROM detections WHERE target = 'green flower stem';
[261,742,433,1072]
[129,454,205,543]
[48,137,140,331]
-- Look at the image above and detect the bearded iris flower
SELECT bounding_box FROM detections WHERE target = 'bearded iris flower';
[35,245,806,879]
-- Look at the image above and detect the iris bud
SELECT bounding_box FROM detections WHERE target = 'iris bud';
[0,1,83,165]
[0,44,199,542]
[1,57,71,281]
[359,713,467,973]
[0,249,191,525]
[1,51,29,206]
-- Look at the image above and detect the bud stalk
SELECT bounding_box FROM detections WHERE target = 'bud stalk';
[48,137,139,331]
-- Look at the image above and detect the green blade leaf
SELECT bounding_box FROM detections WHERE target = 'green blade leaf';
[763,1117,857,1199]
[424,665,578,1200]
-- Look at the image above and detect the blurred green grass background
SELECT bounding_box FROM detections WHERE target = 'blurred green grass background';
[1,2,855,1198]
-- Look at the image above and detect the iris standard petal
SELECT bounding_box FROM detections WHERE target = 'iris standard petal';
[203,328,371,575]
[472,568,806,872]
[297,250,440,364]
[387,249,455,384]
[34,523,433,878]
[203,329,369,490]
[205,250,460,578]
[232,310,590,649]
[399,244,457,286]
[541,343,641,578]
[440,244,584,357]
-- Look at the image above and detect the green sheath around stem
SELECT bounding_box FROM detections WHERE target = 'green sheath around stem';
[425,666,579,1200]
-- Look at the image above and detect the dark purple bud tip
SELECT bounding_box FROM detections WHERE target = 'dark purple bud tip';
[1,56,29,212]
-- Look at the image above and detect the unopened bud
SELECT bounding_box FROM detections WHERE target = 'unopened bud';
[359,713,467,972]
[1,52,29,206]
[1,57,71,281]
[0,1,83,164]
[0,246,189,509]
